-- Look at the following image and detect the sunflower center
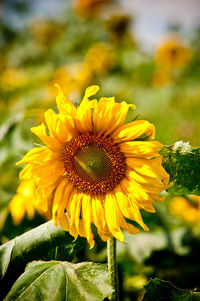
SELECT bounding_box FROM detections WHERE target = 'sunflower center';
[64,133,126,195]
[73,145,112,183]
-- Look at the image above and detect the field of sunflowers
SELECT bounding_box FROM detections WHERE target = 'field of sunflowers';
[1,1,200,300]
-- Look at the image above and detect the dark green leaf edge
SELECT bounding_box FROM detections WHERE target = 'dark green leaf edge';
[143,277,200,301]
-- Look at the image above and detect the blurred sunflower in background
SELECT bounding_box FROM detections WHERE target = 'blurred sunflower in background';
[9,179,52,225]
[155,36,192,70]
[17,85,169,247]
[73,0,111,19]
[169,195,200,224]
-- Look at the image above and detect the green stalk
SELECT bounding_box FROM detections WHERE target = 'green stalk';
[107,237,119,301]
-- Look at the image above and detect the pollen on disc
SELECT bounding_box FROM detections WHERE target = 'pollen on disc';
[73,145,112,183]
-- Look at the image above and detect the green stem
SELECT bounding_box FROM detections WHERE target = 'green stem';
[107,237,119,301]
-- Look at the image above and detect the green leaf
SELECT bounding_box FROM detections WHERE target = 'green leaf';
[160,141,200,195]
[0,221,85,299]
[4,261,112,301]
[0,239,15,280]
[0,220,85,279]
[143,278,200,301]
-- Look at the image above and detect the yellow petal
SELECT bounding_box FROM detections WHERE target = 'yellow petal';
[81,193,94,248]
[17,147,50,166]
[128,193,156,213]
[105,193,124,242]
[81,85,100,103]
[66,189,82,226]
[98,229,112,242]
[120,176,149,201]
[52,178,67,220]
[114,186,148,231]
[92,195,106,230]
[9,195,26,225]
[76,85,99,133]
[31,124,64,153]
[44,109,59,138]
[127,169,166,193]
[55,84,76,117]
[112,120,155,143]
[120,141,162,157]
[93,97,135,136]
[126,157,169,185]
[19,165,33,180]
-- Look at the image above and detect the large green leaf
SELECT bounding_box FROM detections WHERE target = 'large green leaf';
[4,260,112,301]
[161,141,200,195]
[0,220,85,299]
[143,278,200,301]
[0,220,85,280]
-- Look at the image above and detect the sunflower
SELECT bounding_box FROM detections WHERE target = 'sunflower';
[169,195,200,224]
[10,179,52,225]
[17,85,169,247]
[155,38,191,70]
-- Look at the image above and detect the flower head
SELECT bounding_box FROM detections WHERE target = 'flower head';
[155,37,191,70]
[18,85,169,247]
[169,195,200,223]
[73,0,111,19]
[10,179,52,225]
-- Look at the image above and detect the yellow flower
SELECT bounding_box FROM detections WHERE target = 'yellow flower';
[9,179,52,225]
[85,43,115,74]
[73,0,111,18]
[18,85,169,247]
[155,37,191,70]
[169,195,200,223]
[0,68,26,91]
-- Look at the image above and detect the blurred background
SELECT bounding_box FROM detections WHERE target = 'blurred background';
[1,0,200,300]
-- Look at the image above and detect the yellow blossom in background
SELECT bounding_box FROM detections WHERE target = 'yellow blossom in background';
[0,68,26,91]
[155,37,191,70]
[85,43,115,74]
[169,195,200,223]
[47,63,92,100]
[73,0,111,18]
[9,179,52,225]
[18,85,169,247]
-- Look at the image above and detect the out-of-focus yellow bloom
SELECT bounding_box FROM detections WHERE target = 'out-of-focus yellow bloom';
[85,43,115,74]
[9,179,51,225]
[0,68,26,91]
[155,38,191,70]
[73,0,111,18]
[18,84,169,247]
[47,63,92,99]
[169,195,200,223]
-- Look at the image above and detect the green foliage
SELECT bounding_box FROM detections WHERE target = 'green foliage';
[143,278,200,301]
[0,221,85,299]
[4,260,112,301]
[161,142,200,195]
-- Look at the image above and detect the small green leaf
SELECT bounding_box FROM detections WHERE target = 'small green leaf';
[0,239,15,280]
[143,278,200,301]
[160,142,200,195]
[4,261,112,301]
